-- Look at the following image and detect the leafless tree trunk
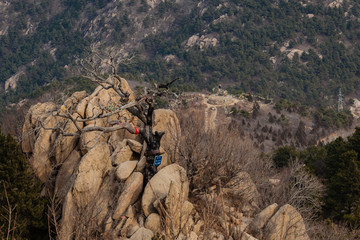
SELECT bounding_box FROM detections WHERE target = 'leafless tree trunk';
[1,183,17,240]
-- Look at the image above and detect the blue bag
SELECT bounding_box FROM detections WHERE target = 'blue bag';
[154,155,163,166]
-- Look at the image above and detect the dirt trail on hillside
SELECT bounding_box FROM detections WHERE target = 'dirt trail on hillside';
[202,95,238,131]
[204,104,218,131]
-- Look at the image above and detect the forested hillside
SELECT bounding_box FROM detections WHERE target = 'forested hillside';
[1,0,360,110]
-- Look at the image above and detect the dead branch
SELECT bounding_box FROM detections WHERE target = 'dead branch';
[37,52,181,188]
[1,182,17,240]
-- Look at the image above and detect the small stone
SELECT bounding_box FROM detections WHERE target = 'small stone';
[127,139,143,154]
[136,156,146,172]
[145,213,162,233]
[112,145,133,166]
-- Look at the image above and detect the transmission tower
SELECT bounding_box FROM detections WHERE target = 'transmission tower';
[338,87,343,112]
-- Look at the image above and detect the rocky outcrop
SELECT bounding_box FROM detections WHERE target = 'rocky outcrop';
[22,102,57,154]
[5,70,24,92]
[185,34,218,49]
[22,82,311,240]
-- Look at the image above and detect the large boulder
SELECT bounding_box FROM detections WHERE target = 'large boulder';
[127,139,143,154]
[153,109,181,163]
[93,172,116,227]
[22,102,57,153]
[163,181,194,236]
[72,142,111,206]
[142,164,189,216]
[116,76,135,102]
[248,203,278,235]
[156,146,169,171]
[76,96,89,118]
[55,150,81,200]
[81,127,110,151]
[113,172,144,220]
[32,114,57,182]
[85,96,106,126]
[54,113,83,165]
[263,204,310,240]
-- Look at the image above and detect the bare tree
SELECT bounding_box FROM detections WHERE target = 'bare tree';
[42,52,178,182]
[1,183,17,240]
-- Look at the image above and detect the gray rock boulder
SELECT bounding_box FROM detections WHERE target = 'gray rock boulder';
[142,164,189,216]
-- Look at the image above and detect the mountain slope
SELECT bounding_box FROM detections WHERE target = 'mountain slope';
[1,0,360,108]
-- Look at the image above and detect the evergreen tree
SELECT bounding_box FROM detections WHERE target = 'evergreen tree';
[272,145,297,168]
[0,130,47,239]
[324,150,360,223]
[347,127,360,158]
[324,137,348,180]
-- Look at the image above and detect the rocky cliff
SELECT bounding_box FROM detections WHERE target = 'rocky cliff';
[22,80,310,239]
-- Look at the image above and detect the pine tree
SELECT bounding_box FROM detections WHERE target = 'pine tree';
[324,150,360,222]
[347,127,360,159]
[0,130,47,239]
[324,137,348,180]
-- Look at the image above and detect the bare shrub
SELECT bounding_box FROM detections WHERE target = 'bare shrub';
[259,158,324,222]
[307,220,360,240]
[176,108,260,194]
[177,106,328,238]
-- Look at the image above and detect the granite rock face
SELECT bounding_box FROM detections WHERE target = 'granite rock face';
[22,82,310,240]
